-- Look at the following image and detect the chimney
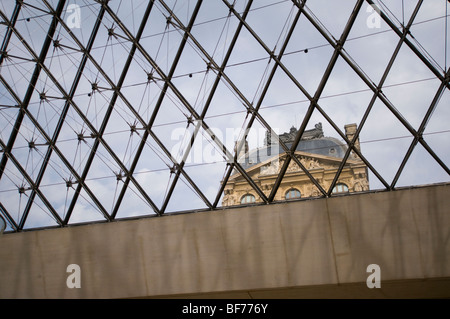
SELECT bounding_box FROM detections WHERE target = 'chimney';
[234,139,249,162]
[345,123,360,154]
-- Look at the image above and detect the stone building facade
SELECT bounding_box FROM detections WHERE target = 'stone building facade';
[222,123,369,206]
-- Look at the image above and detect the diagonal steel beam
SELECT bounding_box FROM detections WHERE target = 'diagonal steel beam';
[25,0,115,226]
[0,0,65,180]
[224,0,384,199]
[76,4,215,217]
[160,0,307,205]
[168,0,332,203]
[391,67,450,188]
[0,202,17,232]
[104,0,270,211]
[148,0,206,213]
[45,0,211,219]
[292,0,427,191]
[222,0,329,200]
[230,0,331,200]
[42,2,162,220]
[63,0,163,221]
[366,0,450,90]
[0,2,116,225]
[0,0,67,228]
[170,0,371,203]
[0,64,112,229]
[0,0,447,232]
[0,1,21,66]
[0,73,109,230]
[267,0,365,200]
[159,0,264,206]
[301,0,426,143]
[102,1,218,215]
[305,0,449,188]
[163,0,273,206]
[329,0,425,194]
[0,138,63,228]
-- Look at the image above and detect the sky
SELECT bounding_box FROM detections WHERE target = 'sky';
[0,0,449,231]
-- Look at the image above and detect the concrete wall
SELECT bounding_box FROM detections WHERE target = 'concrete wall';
[0,183,449,298]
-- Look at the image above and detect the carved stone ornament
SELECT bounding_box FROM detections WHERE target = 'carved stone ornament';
[260,159,280,175]
[353,178,369,191]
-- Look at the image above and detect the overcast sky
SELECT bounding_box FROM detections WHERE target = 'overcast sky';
[0,0,449,230]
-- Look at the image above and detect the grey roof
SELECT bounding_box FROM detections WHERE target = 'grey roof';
[239,136,347,170]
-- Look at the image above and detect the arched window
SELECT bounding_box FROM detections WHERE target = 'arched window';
[285,188,301,200]
[332,183,349,194]
[240,194,256,204]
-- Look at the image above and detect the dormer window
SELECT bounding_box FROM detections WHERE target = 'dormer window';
[285,188,301,200]
[332,183,349,194]
[240,194,256,204]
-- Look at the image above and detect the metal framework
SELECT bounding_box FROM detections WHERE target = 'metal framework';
[0,0,449,232]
